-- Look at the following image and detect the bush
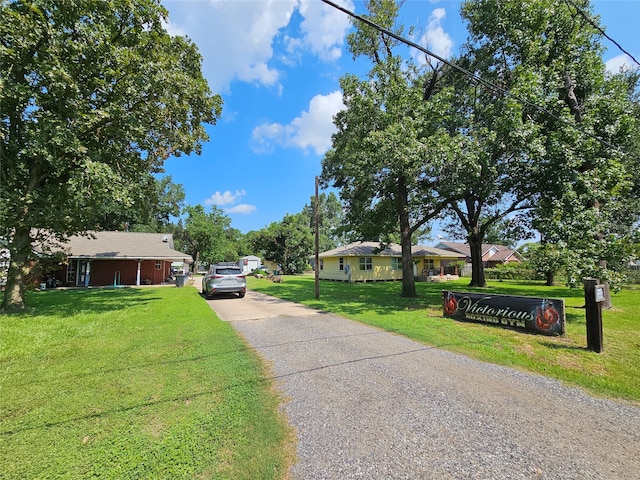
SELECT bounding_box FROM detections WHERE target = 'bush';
[625,269,640,285]
[485,263,542,281]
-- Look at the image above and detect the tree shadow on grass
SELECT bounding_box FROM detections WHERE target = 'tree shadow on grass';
[539,340,588,352]
[13,346,253,390]
[0,373,265,437]
[477,281,587,300]
[565,309,587,325]
[15,287,160,317]
[0,330,494,438]
[251,277,439,316]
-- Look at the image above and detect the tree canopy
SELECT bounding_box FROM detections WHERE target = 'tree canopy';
[1,0,222,310]
[322,0,466,297]
[301,191,345,253]
[460,0,640,289]
[323,0,639,290]
[176,205,235,270]
[95,175,186,232]
[250,213,313,275]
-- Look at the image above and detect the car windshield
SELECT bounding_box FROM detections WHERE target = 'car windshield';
[216,268,242,275]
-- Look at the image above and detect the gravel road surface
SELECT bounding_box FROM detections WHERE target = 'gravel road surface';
[203,288,640,479]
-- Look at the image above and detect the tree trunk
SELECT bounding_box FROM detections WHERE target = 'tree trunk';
[545,271,555,286]
[398,179,417,297]
[467,231,486,287]
[1,228,34,312]
[400,230,416,297]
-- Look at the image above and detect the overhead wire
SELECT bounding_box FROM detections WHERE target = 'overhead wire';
[564,0,640,68]
[319,0,631,157]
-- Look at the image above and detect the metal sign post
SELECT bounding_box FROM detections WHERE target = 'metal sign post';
[584,278,604,353]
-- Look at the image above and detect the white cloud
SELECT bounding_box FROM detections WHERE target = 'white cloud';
[251,90,345,155]
[606,54,633,73]
[298,0,353,61]
[164,0,296,93]
[251,123,288,154]
[225,204,257,214]
[204,189,256,215]
[204,189,247,206]
[411,7,453,66]
[163,0,353,93]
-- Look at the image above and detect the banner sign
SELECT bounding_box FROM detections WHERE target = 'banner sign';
[442,291,565,336]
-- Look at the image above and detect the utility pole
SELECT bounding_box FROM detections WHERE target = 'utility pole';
[315,176,320,299]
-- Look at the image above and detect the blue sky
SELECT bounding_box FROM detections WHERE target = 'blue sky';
[160,0,640,237]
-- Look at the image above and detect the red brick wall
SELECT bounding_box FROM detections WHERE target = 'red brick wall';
[92,260,173,286]
[90,260,138,286]
[53,259,174,286]
[138,260,172,284]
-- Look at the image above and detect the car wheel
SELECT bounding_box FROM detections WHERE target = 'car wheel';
[238,292,245,298]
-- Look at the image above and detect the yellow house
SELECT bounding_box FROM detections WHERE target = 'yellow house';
[317,242,465,283]
[262,260,279,272]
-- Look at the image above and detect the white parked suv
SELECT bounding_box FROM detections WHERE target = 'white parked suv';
[202,263,246,299]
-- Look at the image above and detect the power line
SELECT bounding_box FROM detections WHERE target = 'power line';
[564,0,640,68]
[319,0,629,157]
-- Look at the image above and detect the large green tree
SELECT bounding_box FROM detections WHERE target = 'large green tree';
[431,0,640,288]
[529,69,640,290]
[224,227,252,262]
[97,175,186,232]
[435,22,548,286]
[459,0,640,289]
[322,0,464,297]
[1,0,221,310]
[250,213,313,274]
[178,205,233,270]
[301,191,345,253]
[520,241,569,286]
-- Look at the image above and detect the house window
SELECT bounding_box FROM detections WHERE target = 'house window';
[424,258,435,275]
[66,262,75,284]
[339,257,344,271]
[155,260,162,270]
[359,257,372,271]
[319,259,324,270]
[391,258,401,270]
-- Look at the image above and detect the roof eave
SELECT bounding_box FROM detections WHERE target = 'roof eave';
[68,255,193,263]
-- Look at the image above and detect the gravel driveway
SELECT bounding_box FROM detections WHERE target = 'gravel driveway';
[204,288,640,479]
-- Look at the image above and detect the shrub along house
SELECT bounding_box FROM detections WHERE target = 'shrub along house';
[317,242,465,283]
[47,231,192,287]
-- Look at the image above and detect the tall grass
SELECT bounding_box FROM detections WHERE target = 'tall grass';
[0,287,293,479]
[248,275,640,404]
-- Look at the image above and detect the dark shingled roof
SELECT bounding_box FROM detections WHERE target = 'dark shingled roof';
[48,231,193,262]
[435,241,522,262]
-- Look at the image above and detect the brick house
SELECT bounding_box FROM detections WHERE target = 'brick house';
[48,231,192,287]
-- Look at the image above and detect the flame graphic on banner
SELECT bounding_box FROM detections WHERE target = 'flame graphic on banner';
[536,300,560,330]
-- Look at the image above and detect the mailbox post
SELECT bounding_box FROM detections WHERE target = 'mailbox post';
[584,278,604,353]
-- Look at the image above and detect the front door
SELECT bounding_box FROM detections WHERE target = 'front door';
[77,260,91,286]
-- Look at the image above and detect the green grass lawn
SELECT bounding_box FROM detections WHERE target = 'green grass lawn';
[248,275,640,404]
[0,287,294,480]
